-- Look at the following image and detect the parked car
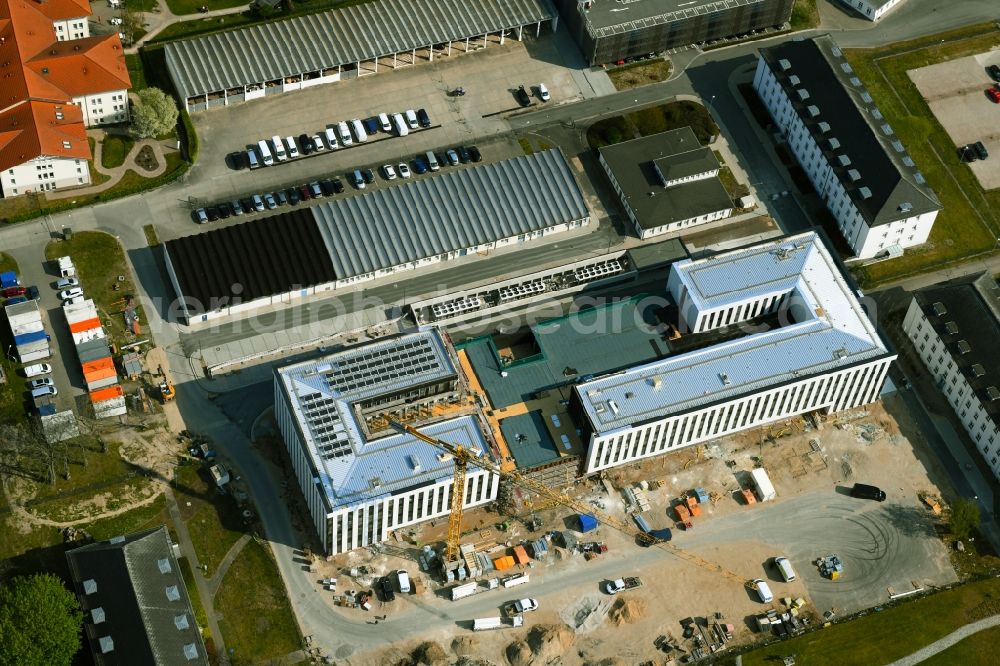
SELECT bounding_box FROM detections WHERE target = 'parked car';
[380,576,395,602]
[2,286,26,297]
[457,146,471,163]
[751,579,773,603]
[319,178,337,196]
[324,127,339,150]
[31,385,57,397]
[241,197,256,214]
[331,177,344,194]
[352,169,365,189]
[988,63,1000,81]
[299,184,313,201]
[285,136,300,158]
[416,108,430,128]
[26,286,39,301]
[276,189,289,206]
[404,109,419,129]
[960,144,978,162]
[23,363,52,378]
[58,287,83,301]
[364,117,380,135]
[217,203,231,219]
[287,187,301,205]
[206,206,221,222]
[362,168,376,185]
[311,134,325,152]
[398,162,411,178]
[413,156,428,174]
[974,141,989,160]
[396,570,411,593]
[381,164,398,180]
[378,113,392,132]
[298,134,314,155]
[511,598,538,613]
[515,85,531,106]
[446,149,460,166]
[987,87,1000,103]
[468,145,482,162]
[230,200,244,216]
[28,377,54,389]
[309,181,323,198]
[435,151,450,168]
[194,208,209,224]
[537,83,550,102]
[252,194,265,212]
[263,192,277,209]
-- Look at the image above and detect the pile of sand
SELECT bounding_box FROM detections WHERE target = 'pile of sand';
[451,636,479,657]
[506,624,575,666]
[608,597,646,626]
[391,641,448,666]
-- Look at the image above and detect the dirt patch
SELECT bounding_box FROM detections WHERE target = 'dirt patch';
[608,597,646,626]
[560,595,611,633]
[135,145,159,172]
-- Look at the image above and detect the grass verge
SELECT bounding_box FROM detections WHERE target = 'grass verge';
[178,555,210,636]
[101,134,136,170]
[143,224,160,247]
[737,576,1000,666]
[518,137,534,155]
[790,0,819,31]
[587,101,718,149]
[844,23,1000,286]
[43,231,146,348]
[215,540,300,664]
[174,460,245,573]
[922,625,999,665]
[608,59,672,91]
[166,0,247,14]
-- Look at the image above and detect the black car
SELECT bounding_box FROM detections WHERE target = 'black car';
[960,145,977,162]
[240,197,256,213]
[515,84,531,106]
[974,141,989,160]
[380,577,395,602]
[332,177,344,194]
[436,151,450,167]
[468,145,482,162]
[457,146,471,163]
[362,168,376,184]
[205,206,221,222]
[416,108,431,128]
[276,189,289,206]
[287,187,301,205]
[988,64,1000,81]
[217,203,232,219]
[26,285,40,301]
[319,178,337,196]
[298,133,315,155]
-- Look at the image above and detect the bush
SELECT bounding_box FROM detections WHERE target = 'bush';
[950,498,981,541]
[131,87,179,139]
[179,109,199,164]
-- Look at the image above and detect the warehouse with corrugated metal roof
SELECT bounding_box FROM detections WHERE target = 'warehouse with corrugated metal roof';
[166,0,558,112]
[163,149,590,323]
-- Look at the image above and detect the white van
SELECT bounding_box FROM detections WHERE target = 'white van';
[324,127,339,149]
[246,147,260,169]
[425,150,439,171]
[378,112,392,132]
[337,122,353,146]
[257,140,273,166]
[404,109,418,129]
[751,579,773,603]
[774,557,796,582]
[393,113,409,137]
[284,136,299,158]
[271,135,287,162]
[350,119,368,142]
[396,570,411,594]
[31,385,58,398]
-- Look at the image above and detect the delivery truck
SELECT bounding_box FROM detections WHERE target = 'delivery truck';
[750,468,776,502]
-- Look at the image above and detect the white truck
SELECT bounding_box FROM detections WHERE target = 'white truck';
[750,468,776,502]
[507,598,538,615]
[502,573,530,589]
[451,581,478,601]
[604,576,643,595]
[473,615,523,631]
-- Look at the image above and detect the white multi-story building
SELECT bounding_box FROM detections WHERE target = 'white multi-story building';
[0,0,130,198]
[838,0,908,22]
[754,35,940,260]
[274,330,499,555]
[598,126,733,239]
[571,232,895,473]
[902,273,1000,481]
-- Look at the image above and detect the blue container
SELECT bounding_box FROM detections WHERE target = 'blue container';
[578,514,599,532]
[632,514,651,533]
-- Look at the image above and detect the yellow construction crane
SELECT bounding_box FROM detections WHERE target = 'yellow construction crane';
[389,419,747,585]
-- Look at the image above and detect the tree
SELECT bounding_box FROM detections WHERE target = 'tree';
[130,88,179,139]
[950,498,981,540]
[0,573,83,666]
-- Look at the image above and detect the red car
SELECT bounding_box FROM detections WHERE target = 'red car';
[987,87,1000,103]
[2,286,25,298]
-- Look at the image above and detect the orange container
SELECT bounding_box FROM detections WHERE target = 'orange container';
[513,545,530,565]
[493,555,515,571]
[90,385,124,403]
[82,357,116,381]
[69,317,101,334]
[675,504,690,521]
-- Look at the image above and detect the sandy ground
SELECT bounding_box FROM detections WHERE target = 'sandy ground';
[306,395,958,665]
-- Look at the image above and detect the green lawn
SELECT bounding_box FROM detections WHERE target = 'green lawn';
[587,101,718,149]
[922,626,1000,666]
[174,461,246,573]
[130,0,159,10]
[101,135,136,170]
[844,23,1000,287]
[739,577,1000,666]
[165,0,247,14]
[790,0,819,31]
[215,540,300,664]
[43,231,146,349]
[608,59,672,91]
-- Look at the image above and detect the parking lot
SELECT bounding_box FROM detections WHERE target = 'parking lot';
[169,37,591,232]
[296,395,958,664]
[908,51,1000,190]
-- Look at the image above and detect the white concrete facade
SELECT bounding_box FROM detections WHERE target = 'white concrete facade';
[633,207,732,240]
[753,51,937,259]
[73,90,130,126]
[839,0,907,21]
[52,17,90,41]
[902,298,1000,481]
[2,155,90,196]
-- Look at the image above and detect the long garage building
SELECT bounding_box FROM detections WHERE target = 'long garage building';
[163,149,590,323]
[167,0,557,112]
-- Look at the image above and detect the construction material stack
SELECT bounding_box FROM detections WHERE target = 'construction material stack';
[5,299,50,363]
[64,299,125,418]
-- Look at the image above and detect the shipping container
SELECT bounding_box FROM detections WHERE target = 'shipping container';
[512,545,530,565]
[18,348,51,363]
[90,385,124,403]
[578,514,599,532]
[632,514,652,533]
[69,317,101,334]
[14,329,48,346]
[502,573,530,588]
[493,556,515,571]
[12,320,44,336]
[450,582,478,601]
[82,357,116,382]
[750,468,776,502]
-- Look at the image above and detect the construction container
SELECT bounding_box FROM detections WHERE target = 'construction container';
[91,386,126,419]
[512,545,530,566]
[493,556,515,571]
[14,329,47,346]
[675,503,690,522]
[82,357,117,391]
[694,487,709,503]
[578,514,598,532]
[750,468,776,502]
[632,513,652,533]
[741,488,757,505]
[528,539,548,559]
[686,495,702,517]
[69,317,101,334]
[76,338,111,363]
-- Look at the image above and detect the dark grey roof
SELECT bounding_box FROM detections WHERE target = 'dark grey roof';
[912,273,1000,425]
[577,0,766,37]
[65,526,208,666]
[164,207,337,312]
[599,128,732,230]
[758,35,940,227]
[499,410,560,469]
[166,0,556,100]
[312,149,589,279]
[626,237,689,271]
